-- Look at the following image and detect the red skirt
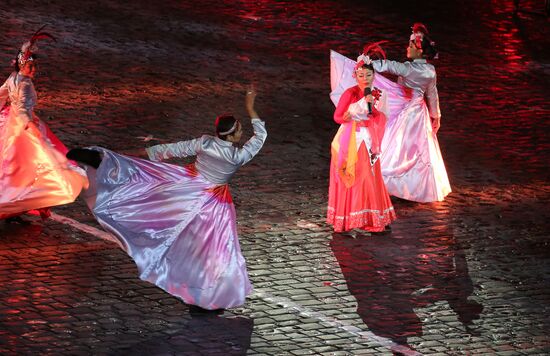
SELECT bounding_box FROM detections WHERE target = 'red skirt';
[327,143,396,232]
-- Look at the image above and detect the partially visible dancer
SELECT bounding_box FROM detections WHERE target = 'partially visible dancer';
[67,87,267,312]
[0,26,88,223]
[327,43,396,234]
[372,23,451,202]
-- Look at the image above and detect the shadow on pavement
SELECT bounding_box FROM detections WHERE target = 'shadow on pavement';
[0,220,253,355]
[330,228,483,349]
[0,220,43,240]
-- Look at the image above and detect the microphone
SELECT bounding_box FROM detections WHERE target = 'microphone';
[363,87,372,114]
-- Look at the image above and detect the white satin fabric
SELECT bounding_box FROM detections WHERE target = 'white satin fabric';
[373,58,441,119]
[83,120,266,309]
[1,72,36,125]
[348,98,373,151]
[0,72,87,218]
[330,51,451,202]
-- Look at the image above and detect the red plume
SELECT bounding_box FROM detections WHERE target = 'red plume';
[30,24,56,45]
[412,23,429,35]
[19,25,56,66]
[362,40,388,61]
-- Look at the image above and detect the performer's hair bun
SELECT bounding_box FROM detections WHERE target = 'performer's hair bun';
[420,37,438,60]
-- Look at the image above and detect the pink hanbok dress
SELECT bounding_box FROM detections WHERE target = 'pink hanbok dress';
[327,86,396,232]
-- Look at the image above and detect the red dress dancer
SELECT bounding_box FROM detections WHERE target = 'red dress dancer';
[327,44,396,233]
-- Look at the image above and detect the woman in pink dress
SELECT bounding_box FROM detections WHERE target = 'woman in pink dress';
[327,44,396,234]
[0,27,87,223]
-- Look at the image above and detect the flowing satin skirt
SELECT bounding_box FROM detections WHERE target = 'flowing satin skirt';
[374,75,452,202]
[0,107,88,219]
[82,148,252,310]
[327,142,396,232]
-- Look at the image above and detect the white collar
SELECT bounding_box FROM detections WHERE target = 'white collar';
[413,58,427,63]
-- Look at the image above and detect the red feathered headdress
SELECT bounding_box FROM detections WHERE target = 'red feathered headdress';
[17,25,56,67]
[410,23,428,49]
[355,40,387,71]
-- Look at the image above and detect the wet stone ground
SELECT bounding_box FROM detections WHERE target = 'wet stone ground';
[0,0,549,355]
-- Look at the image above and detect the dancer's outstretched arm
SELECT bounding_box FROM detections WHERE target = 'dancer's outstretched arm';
[146,138,201,162]
[233,85,267,166]
[120,134,202,161]
[372,59,411,77]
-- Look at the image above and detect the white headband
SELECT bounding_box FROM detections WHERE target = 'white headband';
[218,121,238,136]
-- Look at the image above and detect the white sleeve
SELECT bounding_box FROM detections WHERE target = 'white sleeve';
[146,137,202,161]
[373,59,412,77]
[425,75,441,119]
[15,79,34,125]
[233,118,267,165]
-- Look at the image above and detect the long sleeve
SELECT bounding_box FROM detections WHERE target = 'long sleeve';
[334,88,353,124]
[0,79,8,108]
[233,118,267,166]
[425,75,441,119]
[14,78,34,125]
[373,59,412,77]
[146,137,202,162]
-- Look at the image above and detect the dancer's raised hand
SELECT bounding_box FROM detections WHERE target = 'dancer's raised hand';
[245,84,259,119]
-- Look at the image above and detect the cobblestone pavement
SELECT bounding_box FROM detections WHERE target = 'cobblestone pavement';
[1,0,549,355]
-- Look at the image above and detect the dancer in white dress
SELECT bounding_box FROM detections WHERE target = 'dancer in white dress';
[67,87,266,312]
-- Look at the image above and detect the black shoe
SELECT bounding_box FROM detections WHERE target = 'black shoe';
[67,148,102,169]
[5,216,30,225]
[332,231,356,238]
[189,305,224,316]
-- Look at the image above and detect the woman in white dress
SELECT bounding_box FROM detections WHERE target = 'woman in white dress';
[67,87,267,312]
[372,23,451,202]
